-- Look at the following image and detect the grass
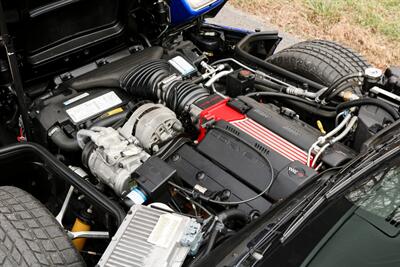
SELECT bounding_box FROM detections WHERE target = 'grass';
[306,0,342,23]
[306,0,400,40]
[230,0,400,68]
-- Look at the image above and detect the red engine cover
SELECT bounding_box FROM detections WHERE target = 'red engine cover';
[197,98,245,141]
[196,96,314,166]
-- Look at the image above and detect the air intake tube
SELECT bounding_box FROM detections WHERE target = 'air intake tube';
[120,60,210,114]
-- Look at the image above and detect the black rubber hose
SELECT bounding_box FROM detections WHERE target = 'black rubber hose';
[217,209,248,226]
[254,77,287,92]
[246,91,336,111]
[90,110,129,128]
[325,83,357,102]
[0,142,126,226]
[284,99,337,118]
[48,110,130,152]
[48,126,80,152]
[319,73,363,100]
[235,32,325,90]
[246,91,313,106]
[336,98,399,120]
[254,84,277,93]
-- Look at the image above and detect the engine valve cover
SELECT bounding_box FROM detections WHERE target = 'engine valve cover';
[195,95,355,200]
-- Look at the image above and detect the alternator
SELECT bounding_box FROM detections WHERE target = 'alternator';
[122,103,183,152]
[77,126,150,196]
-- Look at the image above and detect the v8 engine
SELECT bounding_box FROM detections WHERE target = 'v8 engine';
[31,44,364,218]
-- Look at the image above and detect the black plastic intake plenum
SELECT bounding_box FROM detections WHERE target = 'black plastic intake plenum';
[120,59,210,114]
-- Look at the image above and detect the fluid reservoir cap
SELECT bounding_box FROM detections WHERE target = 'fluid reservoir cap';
[238,69,255,80]
[365,67,383,81]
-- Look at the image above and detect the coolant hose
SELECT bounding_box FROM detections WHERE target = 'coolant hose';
[90,110,130,128]
[48,126,80,152]
[0,142,126,227]
[246,92,336,112]
[336,98,399,120]
[246,92,315,106]
[319,73,363,101]
[217,209,248,226]
[285,100,337,118]
[254,77,287,92]
[48,110,130,152]
[254,84,277,93]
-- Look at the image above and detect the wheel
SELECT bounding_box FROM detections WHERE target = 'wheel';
[0,186,85,266]
[267,40,371,87]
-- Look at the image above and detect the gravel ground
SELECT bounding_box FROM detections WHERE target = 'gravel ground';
[208,4,301,51]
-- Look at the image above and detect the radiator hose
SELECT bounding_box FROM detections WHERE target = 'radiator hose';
[336,98,399,120]
[48,126,80,152]
[48,110,131,152]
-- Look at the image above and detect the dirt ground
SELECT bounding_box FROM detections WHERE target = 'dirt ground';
[230,0,400,68]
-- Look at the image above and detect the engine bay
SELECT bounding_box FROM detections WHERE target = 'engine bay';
[0,5,400,265]
[32,45,358,213]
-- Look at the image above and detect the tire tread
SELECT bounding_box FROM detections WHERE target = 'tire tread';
[268,40,371,86]
[0,186,84,266]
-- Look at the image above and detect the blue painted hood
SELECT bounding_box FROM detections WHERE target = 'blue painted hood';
[170,0,227,25]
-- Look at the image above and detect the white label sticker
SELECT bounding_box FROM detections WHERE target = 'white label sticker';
[168,56,196,76]
[147,213,183,248]
[66,91,122,123]
[63,93,89,106]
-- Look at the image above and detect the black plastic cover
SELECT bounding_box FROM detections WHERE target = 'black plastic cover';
[64,47,164,91]
[354,105,393,151]
[133,156,176,201]
[197,121,317,202]
[167,144,272,214]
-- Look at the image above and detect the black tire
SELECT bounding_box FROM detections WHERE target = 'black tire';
[0,186,85,266]
[267,40,371,86]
